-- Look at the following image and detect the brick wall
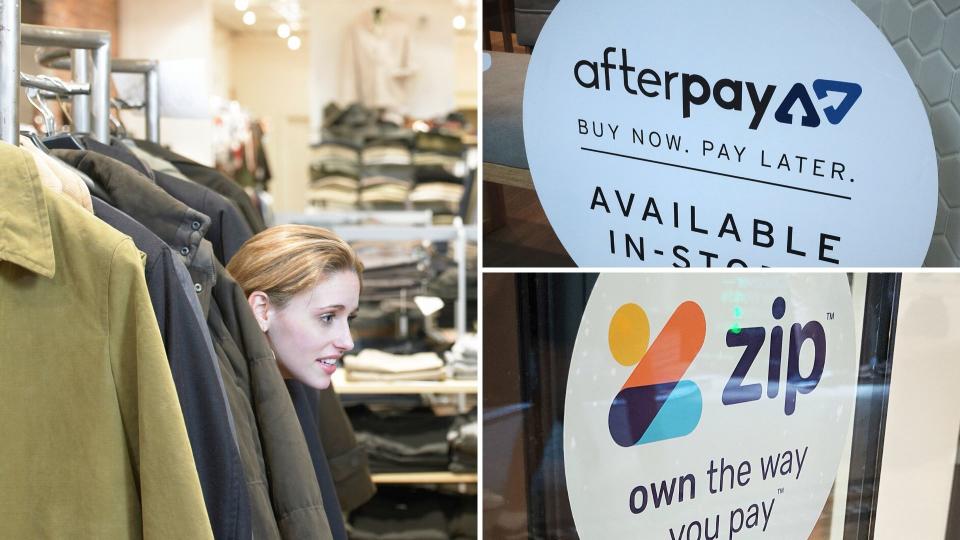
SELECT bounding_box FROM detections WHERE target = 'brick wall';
[38,0,120,55]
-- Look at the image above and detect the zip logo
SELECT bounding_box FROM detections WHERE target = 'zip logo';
[606,297,830,448]
[573,47,863,129]
[607,301,706,447]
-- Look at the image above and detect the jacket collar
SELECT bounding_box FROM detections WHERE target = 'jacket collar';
[0,142,56,278]
[51,149,211,266]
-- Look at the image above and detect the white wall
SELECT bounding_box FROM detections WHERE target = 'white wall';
[118,0,215,165]
[228,32,311,214]
[874,273,960,539]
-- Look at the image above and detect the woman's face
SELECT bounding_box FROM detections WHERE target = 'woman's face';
[263,271,360,389]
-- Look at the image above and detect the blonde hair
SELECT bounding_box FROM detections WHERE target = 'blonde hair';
[226,224,363,307]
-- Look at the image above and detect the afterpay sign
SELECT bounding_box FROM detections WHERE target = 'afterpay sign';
[523,0,936,267]
[564,274,857,538]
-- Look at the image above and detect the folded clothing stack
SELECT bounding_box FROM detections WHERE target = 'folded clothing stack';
[413,132,465,175]
[360,164,413,210]
[444,333,478,380]
[348,405,455,473]
[347,485,476,540]
[410,165,465,221]
[343,349,446,382]
[447,412,477,473]
[308,142,360,209]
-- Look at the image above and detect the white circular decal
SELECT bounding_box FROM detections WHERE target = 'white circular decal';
[523,0,936,267]
[564,274,857,538]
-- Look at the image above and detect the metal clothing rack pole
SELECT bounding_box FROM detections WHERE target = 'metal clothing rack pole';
[20,73,89,95]
[0,6,112,144]
[21,25,111,142]
[0,0,22,144]
[38,49,159,143]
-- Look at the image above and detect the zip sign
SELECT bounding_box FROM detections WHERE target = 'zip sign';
[564,273,857,539]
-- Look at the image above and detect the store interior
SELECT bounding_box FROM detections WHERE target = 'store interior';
[12,0,478,538]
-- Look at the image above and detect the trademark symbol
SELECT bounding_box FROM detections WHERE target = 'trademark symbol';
[778,487,785,495]
[826,312,834,320]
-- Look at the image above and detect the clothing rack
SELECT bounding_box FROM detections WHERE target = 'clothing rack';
[37,49,160,143]
[0,3,111,144]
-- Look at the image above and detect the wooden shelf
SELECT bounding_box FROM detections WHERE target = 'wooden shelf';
[371,471,477,484]
[331,370,477,394]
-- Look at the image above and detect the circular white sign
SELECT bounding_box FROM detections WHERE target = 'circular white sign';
[523,0,936,267]
[564,274,857,538]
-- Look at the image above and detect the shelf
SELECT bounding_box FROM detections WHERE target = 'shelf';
[331,369,477,394]
[371,471,477,484]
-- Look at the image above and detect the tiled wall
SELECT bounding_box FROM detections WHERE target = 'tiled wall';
[854,0,960,265]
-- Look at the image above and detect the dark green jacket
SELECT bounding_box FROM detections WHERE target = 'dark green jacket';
[209,260,334,539]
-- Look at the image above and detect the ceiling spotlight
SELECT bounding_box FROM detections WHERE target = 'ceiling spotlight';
[452,15,466,30]
[277,23,291,38]
[234,0,249,11]
[242,11,256,25]
[287,35,301,51]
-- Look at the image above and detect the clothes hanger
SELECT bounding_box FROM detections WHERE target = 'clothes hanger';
[31,89,83,150]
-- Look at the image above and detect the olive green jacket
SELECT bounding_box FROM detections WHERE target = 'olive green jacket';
[0,142,213,538]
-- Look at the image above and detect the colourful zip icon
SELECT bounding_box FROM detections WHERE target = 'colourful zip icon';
[607,301,706,447]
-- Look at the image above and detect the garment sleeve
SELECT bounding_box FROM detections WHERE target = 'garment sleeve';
[107,238,214,539]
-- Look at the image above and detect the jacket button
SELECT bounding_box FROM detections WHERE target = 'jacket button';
[191,221,201,230]
[180,246,190,256]
[195,283,203,292]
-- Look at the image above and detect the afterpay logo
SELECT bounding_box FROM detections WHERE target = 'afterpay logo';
[606,301,706,447]
[573,47,863,130]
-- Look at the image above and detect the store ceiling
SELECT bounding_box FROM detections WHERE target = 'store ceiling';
[213,0,309,34]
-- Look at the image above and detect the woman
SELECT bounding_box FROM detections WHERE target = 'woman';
[227,224,362,389]
[227,224,366,540]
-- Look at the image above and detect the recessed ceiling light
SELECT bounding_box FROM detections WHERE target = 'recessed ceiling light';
[242,11,256,25]
[287,35,301,50]
[234,0,249,11]
[452,15,466,30]
[277,23,291,38]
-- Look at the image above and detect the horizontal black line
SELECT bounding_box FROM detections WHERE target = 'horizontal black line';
[580,146,852,201]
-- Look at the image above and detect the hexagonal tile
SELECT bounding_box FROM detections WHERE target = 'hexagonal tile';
[894,39,923,78]
[944,12,960,67]
[941,155,960,205]
[924,234,956,266]
[909,0,925,6]
[909,2,946,54]
[919,52,955,104]
[934,0,960,15]
[856,0,883,26]
[883,0,913,42]
[952,71,960,109]
[936,194,949,234]
[931,103,960,153]
[944,205,960,254]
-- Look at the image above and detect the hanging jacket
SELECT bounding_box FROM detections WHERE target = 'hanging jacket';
[315,385,378,512]
[0,141,213,538]
[209,260,335,539]
[51,148,250,540]
[132,138,267,233]
[152,169,254,265]
[287,380,349,540]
